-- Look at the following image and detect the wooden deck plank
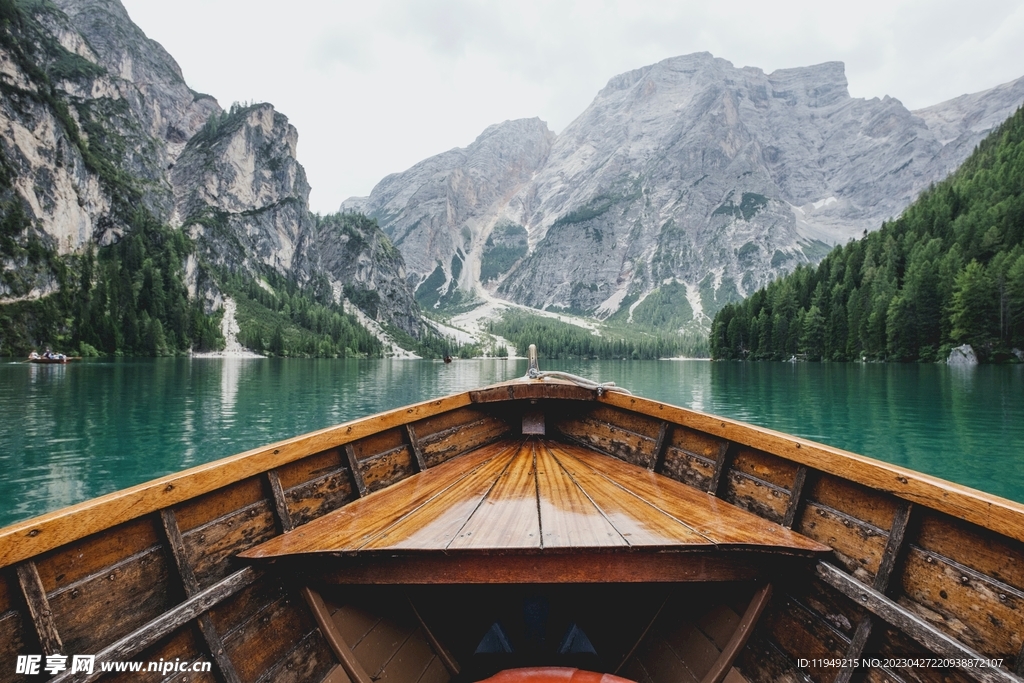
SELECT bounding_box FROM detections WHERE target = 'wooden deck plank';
[351,615,415,678]
[372,628,436,682]
[239,442,514,559]
[535,442,625,548]
[362,444,519,551]
[447,441,541,550]
[559,443,829,554]
[415,656,451,683]
[548,444,713,548]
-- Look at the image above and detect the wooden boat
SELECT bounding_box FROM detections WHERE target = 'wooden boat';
[2,352,1023,683]
[25,357,77,364]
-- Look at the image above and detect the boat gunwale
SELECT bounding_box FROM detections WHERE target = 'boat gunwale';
[0,391,473,569]
[599,390,1024,546]
[3,378,1024,571]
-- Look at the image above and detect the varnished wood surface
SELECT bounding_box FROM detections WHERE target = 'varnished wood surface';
[305,551,771,584]
[4,376,1024,682]
[241,438,829,561]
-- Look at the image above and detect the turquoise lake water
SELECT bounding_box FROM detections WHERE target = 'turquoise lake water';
[1,358,1021,527]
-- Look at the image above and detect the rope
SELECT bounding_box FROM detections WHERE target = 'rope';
[526,368,632,396]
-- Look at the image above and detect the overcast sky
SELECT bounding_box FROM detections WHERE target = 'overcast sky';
[119,0,1024,214]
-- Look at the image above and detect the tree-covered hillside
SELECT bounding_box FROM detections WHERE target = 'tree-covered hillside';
[488,310,708,360]
[710,106,1024,363]
[0,0,406,358]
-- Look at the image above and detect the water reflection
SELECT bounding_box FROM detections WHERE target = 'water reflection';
[0,358,1021,527]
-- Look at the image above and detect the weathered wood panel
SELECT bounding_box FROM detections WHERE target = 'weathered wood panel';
[100,623,210,683]
[672,426,728,462]
[208,577,287,640]
[174,478,266,534]
[284,468,356,528]
[556,416,653,467]
[419,417,510,467]
[792,578,866,640]
[872,623,976,683]
[815,562,1015,683]
[899,546,1024,659]
[0,571,11,614]
[33,516,161,593]
[254,629,336,683]
[795,502,888,582]
[601,391,1024,547]
[722,471,790,524]
[224,592,317,683]
[183,502,277,588]
[915,511,1024,592]
[48,546,178,655]
[15,561,62,655]
[734,634,808,683]
[762,594,849,683]
[660,444,716,491]
[808,475,899,533]
[729,448,800,491]
[0,609,32,683]
[588,405,664,440]
[350,430,406,463]
[277,449,345,490]
[360,445,417,494]
[662,622,719,680]
[412,406,497,441]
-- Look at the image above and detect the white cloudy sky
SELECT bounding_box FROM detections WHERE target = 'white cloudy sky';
[119,0,1024,214]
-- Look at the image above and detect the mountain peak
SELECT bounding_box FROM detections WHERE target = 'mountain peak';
[353,53,1024,329]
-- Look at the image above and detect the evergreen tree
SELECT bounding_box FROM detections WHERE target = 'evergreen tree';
[710,104,1024,363]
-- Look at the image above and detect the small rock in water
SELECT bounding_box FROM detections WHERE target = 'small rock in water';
[947,344,978,366]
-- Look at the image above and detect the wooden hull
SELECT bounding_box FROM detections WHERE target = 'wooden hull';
[1,378,1023,683]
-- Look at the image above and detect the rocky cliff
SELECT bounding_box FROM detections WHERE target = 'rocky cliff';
[345,118,555,310]
[0,0,421,351]
[347,53,1024,329]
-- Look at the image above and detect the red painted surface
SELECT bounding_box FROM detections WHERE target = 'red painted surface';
[476,667,635,683]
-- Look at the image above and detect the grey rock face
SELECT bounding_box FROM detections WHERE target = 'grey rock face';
[1,0,421,337]
[302,213,422,336]
[351,53,1024,327]
[342,118,555,303]
[173,104,312,276]
[947,344,978,366]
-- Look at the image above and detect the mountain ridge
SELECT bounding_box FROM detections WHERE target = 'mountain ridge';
[0,0,423,356]
[346,52,1024,332]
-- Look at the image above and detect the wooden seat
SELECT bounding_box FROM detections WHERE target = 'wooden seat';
[240,438,828,584]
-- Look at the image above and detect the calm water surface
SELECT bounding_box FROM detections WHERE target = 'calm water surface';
[1,358,1021,527]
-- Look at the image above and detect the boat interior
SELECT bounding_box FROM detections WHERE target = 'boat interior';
[2,373,1024,683]
[313,580,766,683]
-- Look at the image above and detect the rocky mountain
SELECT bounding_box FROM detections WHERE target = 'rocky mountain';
[346,53,1024,330]
[0,0,421,353]
[344,118,555,310]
